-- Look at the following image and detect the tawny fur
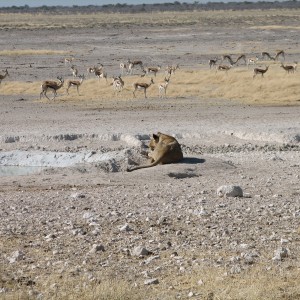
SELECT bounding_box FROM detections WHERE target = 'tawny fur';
[127,132,183,172]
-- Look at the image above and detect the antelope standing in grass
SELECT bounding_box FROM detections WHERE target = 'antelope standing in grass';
[40,76,64,100]
[70,65,78,78]
[216,64,231,74]
[0,69,9,84]
[158,77,170,98]
[120,62,128,75]
[94,66,107,83]
[142,65,161,77]
[165,64,179,77]
[133,78,154,98]
[127,59,143,75]
[208,58,218,69]
[64,57,74,65]
[253,66,269,79]
[87,66,95,76]
[66,74,85,95]
[274,50,285,61]
[247,56,259,68]
[111,75,125,94]
[280,63,297,74]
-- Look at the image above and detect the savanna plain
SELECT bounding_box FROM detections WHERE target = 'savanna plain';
[1,8,300,300]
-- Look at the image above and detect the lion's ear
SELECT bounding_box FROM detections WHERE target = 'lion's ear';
[153,133,159,142]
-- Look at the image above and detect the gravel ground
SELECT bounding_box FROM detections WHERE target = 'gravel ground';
[1,18,300,299]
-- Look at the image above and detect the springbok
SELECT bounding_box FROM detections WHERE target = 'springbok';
[247,56,259,69]
[253,66,269,79]
[216,65,232,74]
[133,78,154,98]
[274,50,285,61]
[0,69,9,84]
[70,65,78,78]
[40,76,64,100]
[142,65,161,77]
[280,63,297,74]
[158,77,170,98]
[208,58,218,69]
[165,64,179,77]
[66,74,85,95]
[94,65,107,83]
[111,75,125,94]
[127,59,143,75]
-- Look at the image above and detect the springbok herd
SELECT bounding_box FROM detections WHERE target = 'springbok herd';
[0,49,298,101]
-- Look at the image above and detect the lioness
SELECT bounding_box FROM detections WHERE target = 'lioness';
[127,132,183,172]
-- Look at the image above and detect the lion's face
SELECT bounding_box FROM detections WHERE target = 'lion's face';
[149,133,159,150]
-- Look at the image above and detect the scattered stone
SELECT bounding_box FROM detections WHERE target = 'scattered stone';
[272,247,290,261]
[157,216,168,225]
[280,238,289,245]
[188,291,194,297]
[144,278,159,285]
[88,244,105,254]
[45,233,57,241]
[8,250,25,263]
[119,223,133,232]
[241,252,256,265]
[71,192,86,199]
[144,255,160,265]
[197,279,204,286]
[132,246,151,257]
[82,212,94,220]
[0,288,9,293]
[230,265,242,274]
[217,185,243,197]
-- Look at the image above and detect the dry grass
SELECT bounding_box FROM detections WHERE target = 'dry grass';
[0,49,69,56]
[252,25,300,30]
[2,264,300,300]
[1,64,300,106]
[0,9,300,30]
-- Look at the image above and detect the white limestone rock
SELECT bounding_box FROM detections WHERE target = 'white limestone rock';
[217,185,243,198]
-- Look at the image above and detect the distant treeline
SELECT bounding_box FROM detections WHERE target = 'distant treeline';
[1,1,300,13]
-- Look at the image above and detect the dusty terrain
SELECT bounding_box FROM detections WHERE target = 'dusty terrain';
[1,9,300,300]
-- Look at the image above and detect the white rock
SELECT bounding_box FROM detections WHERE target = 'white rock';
[230,265,242,274]
[197,279,204,285]
[217,185,243,198]
[272,247,290,261]
[8,250,25,263]
[144,255,160,265]
[45,233,56,241]
[144,278,159,285]
[188,291,194,297]
[280,238,289,245]
[119,223,133,232]
[88,244,105,254]
[132,246,150,256]
[82,212,94,220]
[71,192,86,199]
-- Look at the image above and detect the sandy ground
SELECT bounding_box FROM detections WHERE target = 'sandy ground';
[1,16,300,299]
